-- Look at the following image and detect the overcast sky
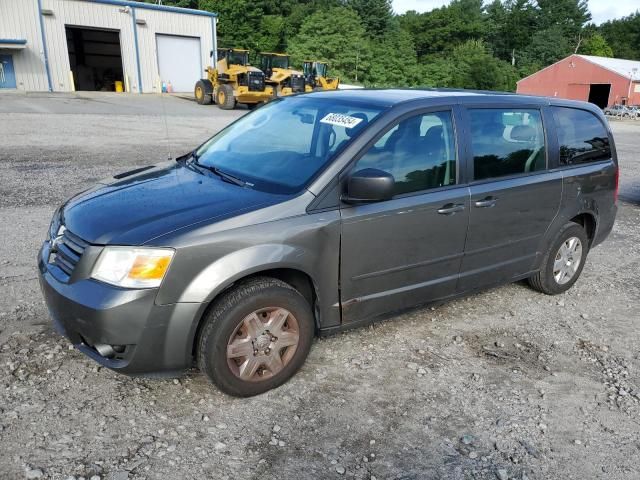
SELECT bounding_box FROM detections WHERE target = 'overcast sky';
[392,0,639,25]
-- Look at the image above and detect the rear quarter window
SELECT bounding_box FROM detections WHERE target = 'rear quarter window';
[552,107,611,165]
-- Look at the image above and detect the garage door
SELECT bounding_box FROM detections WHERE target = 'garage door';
[156,34,201,92]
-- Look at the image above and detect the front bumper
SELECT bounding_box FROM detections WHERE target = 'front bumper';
[38,241,204,375]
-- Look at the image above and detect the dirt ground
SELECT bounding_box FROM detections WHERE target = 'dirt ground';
[1,93,639,480]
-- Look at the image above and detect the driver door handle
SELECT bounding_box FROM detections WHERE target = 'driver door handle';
[437,203,465,215]
[474,196,498,208]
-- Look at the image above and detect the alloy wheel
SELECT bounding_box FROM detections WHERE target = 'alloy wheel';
[226,307,300,382]
[553,236,583,285]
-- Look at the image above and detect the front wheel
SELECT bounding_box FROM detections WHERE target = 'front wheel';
[528,222,589,295]
[197,277,314,397]
[216,84,236,110]
[194,79,213,105]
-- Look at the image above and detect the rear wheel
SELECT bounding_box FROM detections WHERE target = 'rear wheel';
[197,277,314,397]
[528,222,589,295]
[216,84,236,110]
[194,79,213,105]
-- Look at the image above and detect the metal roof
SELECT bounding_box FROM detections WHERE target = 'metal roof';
[302,88,524,107]
[85,0,217,17]
[576,55,640,80]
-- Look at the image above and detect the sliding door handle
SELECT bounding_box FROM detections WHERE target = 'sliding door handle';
[474,197,497,208]
[437,203,465,215]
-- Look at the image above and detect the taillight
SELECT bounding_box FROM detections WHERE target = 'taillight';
[614,165,619,204]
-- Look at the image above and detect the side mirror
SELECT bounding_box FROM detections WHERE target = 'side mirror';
[343,168,395,204]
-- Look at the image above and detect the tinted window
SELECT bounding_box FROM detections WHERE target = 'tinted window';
[469,109,546,181]
[353,111,457,196]
[196,97,385,194]
[552,107,611,165]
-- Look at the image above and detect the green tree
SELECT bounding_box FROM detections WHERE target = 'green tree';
[518,25,571,74]
[536,0,591,49]
[449,40,518,90]
[199,0,264,50]
[367,20,419,86]
[486,0,537,64]
[343,0,393,38]
[288,7,371,83]
[255,15,287,53]
[579,33,614,57]
[599,12,640,60]
[399,0,486,59]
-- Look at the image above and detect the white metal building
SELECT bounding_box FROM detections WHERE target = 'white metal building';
[0,0,217,93]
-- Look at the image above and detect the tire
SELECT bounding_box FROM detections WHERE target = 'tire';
[197,277,314,397]
[216,84,236,110]
[528,222,589,295]
[194,79,213,105]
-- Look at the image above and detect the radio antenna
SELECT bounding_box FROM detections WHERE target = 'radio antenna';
[159,83,173,160]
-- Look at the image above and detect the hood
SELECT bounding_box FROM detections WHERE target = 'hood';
[62,162,286,245]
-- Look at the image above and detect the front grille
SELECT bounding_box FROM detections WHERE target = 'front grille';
[247,71,265,92]
[50,228,88,281]
[291,74,305,93]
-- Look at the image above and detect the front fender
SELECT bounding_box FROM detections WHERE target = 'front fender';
[176,244,314,304]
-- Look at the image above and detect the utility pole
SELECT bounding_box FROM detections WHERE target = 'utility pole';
[355,50,359,82]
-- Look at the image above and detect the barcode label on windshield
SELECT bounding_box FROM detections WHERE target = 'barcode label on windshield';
[320,113,363,129]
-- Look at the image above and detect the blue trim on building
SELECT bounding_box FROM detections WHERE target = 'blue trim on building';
[0,39,28,45]
[85,0,217,17]
[131,7,144,93]
[210,17,217,64]
[37,0,53,92]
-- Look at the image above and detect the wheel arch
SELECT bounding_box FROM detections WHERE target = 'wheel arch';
[569,212,596,247]
[189,267,319,362]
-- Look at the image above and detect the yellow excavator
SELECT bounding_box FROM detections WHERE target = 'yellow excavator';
[258,52,306,97]
[194,48,274,110]
[303,61,340,92]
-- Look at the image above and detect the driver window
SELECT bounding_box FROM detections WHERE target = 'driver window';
[353,111,457,196]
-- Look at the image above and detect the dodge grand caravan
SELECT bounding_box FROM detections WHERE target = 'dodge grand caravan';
[39,89,618,396]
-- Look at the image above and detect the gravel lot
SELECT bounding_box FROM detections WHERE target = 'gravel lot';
[1,92,639,480]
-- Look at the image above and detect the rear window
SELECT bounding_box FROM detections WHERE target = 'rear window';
[469,109,546,181]
[552,107,611,165]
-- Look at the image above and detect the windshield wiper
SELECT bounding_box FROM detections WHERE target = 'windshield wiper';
[185,151,249,187]
[208,166,248,187]
[196,161,248,187]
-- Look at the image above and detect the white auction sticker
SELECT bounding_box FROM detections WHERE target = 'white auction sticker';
[320,113,364,129]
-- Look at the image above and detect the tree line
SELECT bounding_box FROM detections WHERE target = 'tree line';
[146,0,640,91]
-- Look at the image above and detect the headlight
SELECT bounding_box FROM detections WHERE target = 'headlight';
[49,207,62,240]
[91,247,174,289]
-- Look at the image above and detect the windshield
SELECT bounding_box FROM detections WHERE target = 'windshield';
[272,56,289,69]
[227,50,248,66]
[195,97,386,194]
[316,63,328,77]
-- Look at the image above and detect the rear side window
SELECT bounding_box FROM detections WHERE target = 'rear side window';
[552,107,611,165]
[469,109,546,181]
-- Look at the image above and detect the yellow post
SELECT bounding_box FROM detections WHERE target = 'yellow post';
[68,71,75,92]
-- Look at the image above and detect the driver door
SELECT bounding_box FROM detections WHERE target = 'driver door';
[339,109,470,324]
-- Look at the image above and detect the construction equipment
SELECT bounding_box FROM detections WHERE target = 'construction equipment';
[303,61,339,92]
[194,48,274,110]
[258,52,306,97]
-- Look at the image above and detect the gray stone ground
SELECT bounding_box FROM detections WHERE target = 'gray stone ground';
[0,92,639,480]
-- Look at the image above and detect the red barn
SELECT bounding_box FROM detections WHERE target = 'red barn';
[517,54,640,108]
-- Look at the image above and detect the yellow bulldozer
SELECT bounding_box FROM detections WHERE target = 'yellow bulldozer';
[257,52,306,97]
[303,61,339,92]
[194,48,274,110]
